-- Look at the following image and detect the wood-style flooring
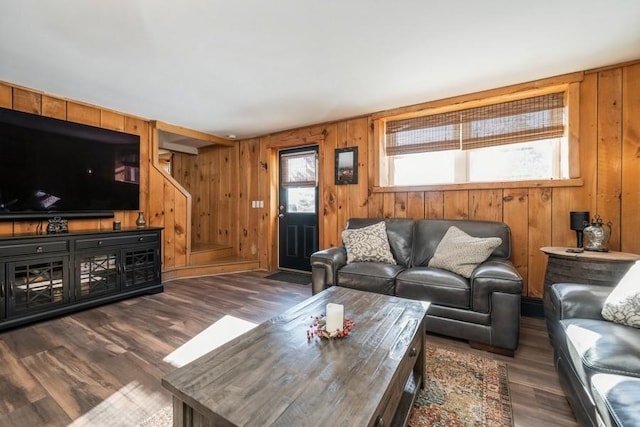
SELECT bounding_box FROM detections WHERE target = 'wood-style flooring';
[0,272,578,426]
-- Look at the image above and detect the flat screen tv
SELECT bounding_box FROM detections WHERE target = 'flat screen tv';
[0,107,140,221]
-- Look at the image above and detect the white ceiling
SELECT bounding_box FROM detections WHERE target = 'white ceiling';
[2,1,640,139]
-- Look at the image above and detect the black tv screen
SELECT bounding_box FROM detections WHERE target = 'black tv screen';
[0,107,140,221]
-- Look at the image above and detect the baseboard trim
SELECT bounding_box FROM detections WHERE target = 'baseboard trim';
[522,297,544,318]
[469,341,515,357]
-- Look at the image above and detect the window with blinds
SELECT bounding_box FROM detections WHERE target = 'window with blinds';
[280,150,317,187]
[383,91,569,186]
[385,92,565,155]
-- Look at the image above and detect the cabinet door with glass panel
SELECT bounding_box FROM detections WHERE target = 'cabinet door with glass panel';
[0,263,6,320]
[122,245,160,290]
[6,255,70,317]
[75,250,120,300]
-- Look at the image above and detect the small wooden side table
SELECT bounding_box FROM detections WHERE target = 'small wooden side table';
[540,247,640,338]
[540,246,640,292]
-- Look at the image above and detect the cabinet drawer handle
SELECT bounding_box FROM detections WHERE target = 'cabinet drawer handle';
[138,237,144,242]
[410,347,417,357]
[36,246,43,253]
[97,241,103,246]
[0,282,4,298]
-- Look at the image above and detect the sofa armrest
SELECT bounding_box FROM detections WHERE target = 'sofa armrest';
[310,247,347,295]
[549,282,612,320]
[470,259,523,313]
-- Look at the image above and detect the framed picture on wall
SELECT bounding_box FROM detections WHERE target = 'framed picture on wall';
[335,147,358,185]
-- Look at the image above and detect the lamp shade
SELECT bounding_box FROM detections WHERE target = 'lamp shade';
[570,211,590,231]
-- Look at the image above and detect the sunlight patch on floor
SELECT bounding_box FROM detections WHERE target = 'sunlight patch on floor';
[163,315,257,368]
[68,381,164,427]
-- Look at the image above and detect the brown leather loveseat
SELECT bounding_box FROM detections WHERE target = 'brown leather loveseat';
[310,218,523,355]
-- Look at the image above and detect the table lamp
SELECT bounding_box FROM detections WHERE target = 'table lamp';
[570,211,590,248]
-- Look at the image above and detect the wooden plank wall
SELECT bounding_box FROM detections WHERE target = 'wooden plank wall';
[6,60,637,300]
[171,144,239,249]
[0,82,190,271]
[240,61,640,299]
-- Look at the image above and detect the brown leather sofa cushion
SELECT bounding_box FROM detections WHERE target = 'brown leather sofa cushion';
[337,262,405,296]
[395,267,470,309]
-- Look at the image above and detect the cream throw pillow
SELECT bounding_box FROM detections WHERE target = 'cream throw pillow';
[428,226,502,278]
[342,221,396,264]
[602,261,640,328]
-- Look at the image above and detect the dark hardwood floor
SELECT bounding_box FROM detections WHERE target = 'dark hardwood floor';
[0,272,577,426]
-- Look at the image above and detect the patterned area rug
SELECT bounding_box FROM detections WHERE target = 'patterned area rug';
[138,406,171,427]
[139,344,512,427]
[409,345,513,426]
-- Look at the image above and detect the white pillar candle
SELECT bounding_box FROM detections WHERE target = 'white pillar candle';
[325,303,344,335]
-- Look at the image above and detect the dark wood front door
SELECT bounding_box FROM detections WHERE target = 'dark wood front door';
[278,146,318,272]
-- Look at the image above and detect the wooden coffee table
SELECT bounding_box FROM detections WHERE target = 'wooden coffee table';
[162,286,429,427]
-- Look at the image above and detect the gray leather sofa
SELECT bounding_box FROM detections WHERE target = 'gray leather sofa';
[546,282,640,427]
[310,218,523,355]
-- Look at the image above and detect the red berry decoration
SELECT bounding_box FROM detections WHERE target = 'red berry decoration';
[306,313,354,341]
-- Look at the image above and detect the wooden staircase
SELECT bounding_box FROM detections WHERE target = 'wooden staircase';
[163,242,260,281]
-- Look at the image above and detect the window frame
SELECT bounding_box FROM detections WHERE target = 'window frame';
[374,83,581,192]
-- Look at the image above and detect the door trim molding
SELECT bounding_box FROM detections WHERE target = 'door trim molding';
[265,129,327,149]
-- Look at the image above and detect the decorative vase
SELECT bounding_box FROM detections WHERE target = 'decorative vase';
[583,214,612,252]
[136,211,146,228]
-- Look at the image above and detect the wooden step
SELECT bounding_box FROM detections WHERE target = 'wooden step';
[163,257,260,281]
[189,243,234,265]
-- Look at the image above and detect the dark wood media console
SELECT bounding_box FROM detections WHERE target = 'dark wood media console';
[0,227,163,331]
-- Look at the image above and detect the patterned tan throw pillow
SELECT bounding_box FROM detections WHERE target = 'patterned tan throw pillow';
[602,261,640,328]
[342,221,396,264]
[428,226,502,278]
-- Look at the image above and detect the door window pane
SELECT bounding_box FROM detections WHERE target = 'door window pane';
[287,187,315,213]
